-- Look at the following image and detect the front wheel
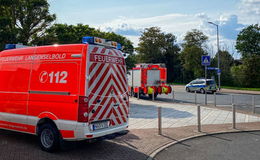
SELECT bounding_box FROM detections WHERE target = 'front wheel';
[186,87,190,92]
[38,123,61,152]
[200,88,205,94]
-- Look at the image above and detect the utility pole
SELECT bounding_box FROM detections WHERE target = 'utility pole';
[208,22,221,90]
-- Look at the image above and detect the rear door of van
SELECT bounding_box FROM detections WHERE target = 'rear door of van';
[86,45,129,130]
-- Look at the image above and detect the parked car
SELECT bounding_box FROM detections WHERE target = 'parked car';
[185,79,217,94]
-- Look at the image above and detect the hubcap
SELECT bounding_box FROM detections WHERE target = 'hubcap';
[41,129,54,148]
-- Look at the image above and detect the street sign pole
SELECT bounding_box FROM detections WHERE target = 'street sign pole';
[205,65,207,105]
[202,55,210,106]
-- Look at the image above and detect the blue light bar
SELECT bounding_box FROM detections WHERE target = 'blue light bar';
[117,43,122,50]
[5,44,16,50]
[82,37,94,44]
[4,44,28,50]
[82,36,121,49]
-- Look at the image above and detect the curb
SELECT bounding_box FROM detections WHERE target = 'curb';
[220,91,260,95]
[146,129,260,160]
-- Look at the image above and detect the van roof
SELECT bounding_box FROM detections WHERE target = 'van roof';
[0,44,87,57]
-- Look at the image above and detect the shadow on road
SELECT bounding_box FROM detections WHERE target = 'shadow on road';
[0,129,147,160]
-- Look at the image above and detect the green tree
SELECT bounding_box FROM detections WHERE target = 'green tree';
[0,0,18,50]
[236,24,260,58]
[125,54,138,70]
[212,50,234,86]
[0,0,55,47]
[137,27,167,63]
[32,23,135,69]
[32,24,97,45]
[232,24,260,87]
[33,24,133,50]
[180,29,208,82]
[136,27,181,82]
[230,65,245,87]
[183,29,208,48]
[241,55,260,87]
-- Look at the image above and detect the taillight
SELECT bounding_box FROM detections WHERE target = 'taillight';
[78,96,88,122]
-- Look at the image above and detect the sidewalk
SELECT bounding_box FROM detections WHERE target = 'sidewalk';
[114,123,260,160]
[1,98,260,160]
[119,98,260,160]
[129,98,260,129]
[220,88,260,95]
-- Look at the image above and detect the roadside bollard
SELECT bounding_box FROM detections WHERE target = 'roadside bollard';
[172,90,175,102]
[231,95,234,105]
[252,96,255,114]
[232,104,236,129]
[158,107,162,135]
[204,90,207,105]
[197,105,201,132]
[195,91,197,105]
[137,91,140,100]
[214,92,216,107]
[152,91,155,101]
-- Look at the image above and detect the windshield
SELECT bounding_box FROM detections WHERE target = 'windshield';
[206,80,215,85]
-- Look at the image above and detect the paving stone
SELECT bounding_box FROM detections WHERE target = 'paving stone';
[129,98,260,129]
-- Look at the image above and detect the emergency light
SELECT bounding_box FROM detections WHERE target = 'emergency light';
[5,44,28,50]
[82,37,122,50]
[5,44,16,50]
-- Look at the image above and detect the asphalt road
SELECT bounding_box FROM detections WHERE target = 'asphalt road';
[151,86,260,114]
[0,129,146,160]
[155,131,260,160]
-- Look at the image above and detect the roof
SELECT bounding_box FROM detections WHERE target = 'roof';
[0,44,86,57]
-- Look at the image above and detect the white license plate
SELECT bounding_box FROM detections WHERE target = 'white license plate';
[91,121,109,131]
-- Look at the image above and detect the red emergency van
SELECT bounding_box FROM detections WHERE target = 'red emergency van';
[0,37,129,152]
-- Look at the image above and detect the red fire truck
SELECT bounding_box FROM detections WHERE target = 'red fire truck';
[128,63,172,99]
[0,37,129,152]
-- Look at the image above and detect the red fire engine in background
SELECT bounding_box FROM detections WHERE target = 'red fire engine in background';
[128,63,172,99]
[0,37,129,152]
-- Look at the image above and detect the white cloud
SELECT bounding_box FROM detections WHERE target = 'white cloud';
[97,13,203,46]
[98,13,240,52]
[240,0,260,15]
[95,2,256,59]
[206,15,245,40]
[238,0,260,24]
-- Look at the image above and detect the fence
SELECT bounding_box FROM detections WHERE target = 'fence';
[129,91,260,135]
[170,91,260,114]
[130,90,260,114]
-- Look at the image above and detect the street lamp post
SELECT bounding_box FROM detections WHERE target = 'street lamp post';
[208,22,221,90]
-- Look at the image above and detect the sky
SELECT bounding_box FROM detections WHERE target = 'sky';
[48,0,260,59]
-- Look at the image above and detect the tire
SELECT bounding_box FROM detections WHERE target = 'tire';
[200,88,205,94]
[38,123,61,152]
[186,87,190,92]
[149,93,158,99]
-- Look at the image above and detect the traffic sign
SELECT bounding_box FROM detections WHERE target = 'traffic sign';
[207,67,217,70]
[201,56,211,66]
[217,69,221,74]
